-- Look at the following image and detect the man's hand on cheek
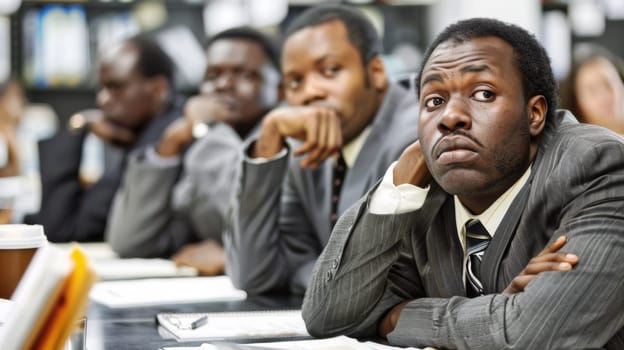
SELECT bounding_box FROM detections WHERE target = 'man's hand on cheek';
[70,109,137,146]
[393,140,431,187]
[184,95,235,126]
[253,106,343,168]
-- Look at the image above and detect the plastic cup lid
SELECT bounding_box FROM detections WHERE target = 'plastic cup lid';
[0,225,47,249]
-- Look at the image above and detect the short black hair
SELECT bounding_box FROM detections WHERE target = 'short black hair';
[417,18,558,124]
[125,35,175,86]
[207,26,280,70]
[284,4,382,64]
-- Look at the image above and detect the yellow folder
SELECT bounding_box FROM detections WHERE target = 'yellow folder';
[32,246,98,350]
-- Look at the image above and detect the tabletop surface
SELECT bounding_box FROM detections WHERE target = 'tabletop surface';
[85,294,305,350]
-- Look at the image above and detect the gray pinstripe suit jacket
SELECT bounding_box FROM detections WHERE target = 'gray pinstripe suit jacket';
[225,84,420,295]
[303,110,624,350]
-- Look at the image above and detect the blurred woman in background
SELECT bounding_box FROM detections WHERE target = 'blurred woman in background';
[561,44,624,135]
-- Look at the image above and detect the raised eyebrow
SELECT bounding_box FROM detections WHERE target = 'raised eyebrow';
[460,64,491,75]
[420,73,443,89]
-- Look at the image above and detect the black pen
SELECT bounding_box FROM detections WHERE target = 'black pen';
[191,315,208,330]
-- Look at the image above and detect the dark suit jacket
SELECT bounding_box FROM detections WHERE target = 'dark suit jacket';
[25,97,182,242]
[303,110,624,349]
[106,123,256,258]
[225,84,420,295]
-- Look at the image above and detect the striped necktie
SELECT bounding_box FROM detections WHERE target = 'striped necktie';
[465,219,491,297]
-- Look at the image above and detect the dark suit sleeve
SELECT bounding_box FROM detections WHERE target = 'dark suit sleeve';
[302,189,428,338]
[105,148,191,258]
[25,130,115,242]
[226,143,304,295]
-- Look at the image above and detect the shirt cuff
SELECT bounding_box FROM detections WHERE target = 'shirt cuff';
[369,161,429,215]
[144,146,181,167]
[245,147,288,164]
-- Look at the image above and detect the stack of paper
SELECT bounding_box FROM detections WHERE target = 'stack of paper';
[0,244,97,349]
[157,309,308,342]
[90,276,246,308]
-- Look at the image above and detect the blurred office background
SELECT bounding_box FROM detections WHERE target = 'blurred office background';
[0,0,622,123]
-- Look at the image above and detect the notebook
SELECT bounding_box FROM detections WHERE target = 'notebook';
[156,309,309,342]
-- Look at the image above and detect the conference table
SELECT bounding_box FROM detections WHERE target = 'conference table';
[84,294,304,350]
[46,243,305,350]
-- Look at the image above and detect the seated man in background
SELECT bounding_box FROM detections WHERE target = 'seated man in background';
[225,4,419,295]
[106,27,281,275]
[302,18,624,349]
[25,35,182,242]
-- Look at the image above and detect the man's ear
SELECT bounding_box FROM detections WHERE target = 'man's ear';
[367,56,388,92]
[149,75,169,103]
[527,95,547,137]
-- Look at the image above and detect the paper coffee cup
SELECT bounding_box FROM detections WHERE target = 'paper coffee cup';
[0,224,47,299]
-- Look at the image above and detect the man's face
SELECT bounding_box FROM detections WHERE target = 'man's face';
[281,20,385,143]
[96,43,159,129]
[200,38,278,129]
[418,36,537,211]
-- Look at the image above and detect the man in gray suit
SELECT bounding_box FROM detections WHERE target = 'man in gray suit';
[303,18,624,349]
[224,5,419,295]
[106,27,280,275]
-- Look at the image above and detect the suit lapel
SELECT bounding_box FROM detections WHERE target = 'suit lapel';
[480,180,531,293]
[338,85,406,216]
[478,113,567,293]
[426,195,466,297]
[339,133,380,217]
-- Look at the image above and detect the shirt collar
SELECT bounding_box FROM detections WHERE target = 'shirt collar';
[454,166,531,247]
[341,127,371,168]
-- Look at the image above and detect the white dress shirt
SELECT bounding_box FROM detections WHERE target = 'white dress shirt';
[370,162,531,284]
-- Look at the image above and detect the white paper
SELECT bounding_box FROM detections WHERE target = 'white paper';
[52,242,118,260]
[0,298,13,327]
[52,242,198,280]
[250,336,424,350]
[92,258,197,280]
[0,245,72,349]
[90,276,246,308]
[157,309,308,342]
[161,335,426,350]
